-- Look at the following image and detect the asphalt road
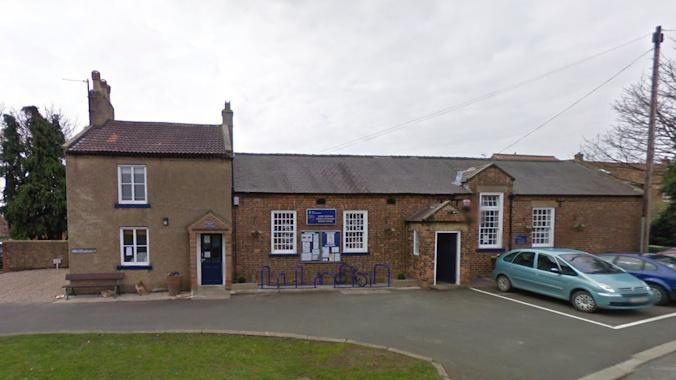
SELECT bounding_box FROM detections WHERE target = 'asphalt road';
[1,288,675,380]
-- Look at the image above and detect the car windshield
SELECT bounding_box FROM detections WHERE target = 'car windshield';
[560,253,623,274]
[649,255,676,270]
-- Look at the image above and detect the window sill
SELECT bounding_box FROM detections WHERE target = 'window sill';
[117,265,153,270]
[268,253,298,258]
[476,248,506,254]
[115,203,151,209]
[342,251,370,256]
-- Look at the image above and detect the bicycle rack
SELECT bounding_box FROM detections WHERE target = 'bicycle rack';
[371,264,391,288]
[259,265,271,289]
[333,263,357,288]
[313,272,335,288]
[294,265,304,288]
[276,272,287,289]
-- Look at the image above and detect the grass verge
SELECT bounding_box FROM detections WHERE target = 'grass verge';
[0,333,438,379]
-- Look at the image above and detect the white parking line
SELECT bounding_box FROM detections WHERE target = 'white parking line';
[470,288,616,329]
[612,312,676,330]
[470,288,676,330]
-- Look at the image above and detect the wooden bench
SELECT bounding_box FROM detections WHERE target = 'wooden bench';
[63,273,125,300]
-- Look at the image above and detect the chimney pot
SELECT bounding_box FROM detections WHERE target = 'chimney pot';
[574,152,584,161]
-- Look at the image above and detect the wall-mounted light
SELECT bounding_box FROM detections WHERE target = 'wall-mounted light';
[163,217,170,226]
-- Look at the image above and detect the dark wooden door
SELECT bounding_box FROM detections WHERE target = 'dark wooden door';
[436,233,457,284]
[200,234,223,285]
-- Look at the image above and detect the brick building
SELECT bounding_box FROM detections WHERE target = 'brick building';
[65,72,643,293]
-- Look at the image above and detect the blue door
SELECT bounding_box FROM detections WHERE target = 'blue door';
[200,234,223,285]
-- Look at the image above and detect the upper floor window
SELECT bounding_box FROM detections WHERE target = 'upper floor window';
[120,227,149,266]
[479,193,503,249]
[118,165,147,204]
[271,210,297,254]
[532,207,555,247]
[343,210,368,253]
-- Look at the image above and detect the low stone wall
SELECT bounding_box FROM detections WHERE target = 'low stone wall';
[2,240,68,272]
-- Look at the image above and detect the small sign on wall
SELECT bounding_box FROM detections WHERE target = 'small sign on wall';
[515,235,528,245]
[71,248,96,254]
[307,209,337,225]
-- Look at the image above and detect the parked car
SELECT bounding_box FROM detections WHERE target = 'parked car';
[658,247,676,256]
[493,248,655,313]
[599,253,676,306]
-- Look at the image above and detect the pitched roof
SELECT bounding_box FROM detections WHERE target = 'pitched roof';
[233,153,641,196]
[65,120,230,158]
[406,201,451,222]
[491,153,558,161]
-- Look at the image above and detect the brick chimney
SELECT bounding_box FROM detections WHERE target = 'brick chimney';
[574,152,584,162]
[88,70,114,127]
[222,101,233,153]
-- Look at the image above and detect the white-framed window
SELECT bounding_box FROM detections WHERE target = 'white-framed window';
[413,230,420,256]
[532,207,555,247]
[118,165,147,204]
[271,210,297,254]
[478,193,503,249]
[120,227,149,266]
[343,210,368,253]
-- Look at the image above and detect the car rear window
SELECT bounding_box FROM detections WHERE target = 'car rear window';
[649,255,676,270]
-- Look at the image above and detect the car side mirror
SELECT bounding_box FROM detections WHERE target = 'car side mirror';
[550,267,560,274]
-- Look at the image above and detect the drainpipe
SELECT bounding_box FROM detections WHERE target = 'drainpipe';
[508,194,515,250]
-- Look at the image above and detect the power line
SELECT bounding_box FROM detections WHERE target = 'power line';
[497,48,654,154]
[321,33,650,153]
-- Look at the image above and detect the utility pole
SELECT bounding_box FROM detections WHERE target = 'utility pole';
[640,25,663,254]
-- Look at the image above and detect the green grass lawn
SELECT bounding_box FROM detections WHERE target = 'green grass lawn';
[0,333,438,379]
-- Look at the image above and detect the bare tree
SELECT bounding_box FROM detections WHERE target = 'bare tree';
[584,57,676,166]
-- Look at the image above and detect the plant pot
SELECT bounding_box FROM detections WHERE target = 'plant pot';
[167,273,183,296]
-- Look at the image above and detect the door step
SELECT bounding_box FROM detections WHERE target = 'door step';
[431,283,460,291]
[191,286,231,300]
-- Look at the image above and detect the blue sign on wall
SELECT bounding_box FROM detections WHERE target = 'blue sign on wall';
[307,209,337,225]
[515,235,528,245]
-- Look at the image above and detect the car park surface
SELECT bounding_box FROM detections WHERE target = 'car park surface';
[1,289,676,380]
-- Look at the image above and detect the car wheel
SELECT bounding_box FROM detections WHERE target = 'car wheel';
[648,283,669,306]
[496,275,512,292]
[572,290,597,313]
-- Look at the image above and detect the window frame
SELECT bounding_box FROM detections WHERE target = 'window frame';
[413,230,420,256]
[343,210,369,253]
[119,227,150,266]
[270,210,297,254]
[532,207,555,248]
[478,192,504,249]
[117,165,148,204]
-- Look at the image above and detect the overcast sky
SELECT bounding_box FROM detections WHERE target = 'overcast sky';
[0,1,674,159]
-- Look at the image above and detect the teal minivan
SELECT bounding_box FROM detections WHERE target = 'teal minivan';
[492,248,656,312]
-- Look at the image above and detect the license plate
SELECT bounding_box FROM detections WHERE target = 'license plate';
[629,296,649,304]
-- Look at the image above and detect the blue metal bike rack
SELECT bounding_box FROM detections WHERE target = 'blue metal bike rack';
[371,264,391,288]
[276,272,287,289]
[259,265,271,289]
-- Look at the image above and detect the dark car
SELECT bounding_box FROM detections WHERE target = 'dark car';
[599,253,676,305]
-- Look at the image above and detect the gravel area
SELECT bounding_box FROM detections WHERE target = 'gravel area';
[0,269,67,303]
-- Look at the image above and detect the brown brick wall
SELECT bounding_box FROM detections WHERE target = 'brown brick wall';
[233,194,461,284]
[510,196,642,253]
[2,240,68,272]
